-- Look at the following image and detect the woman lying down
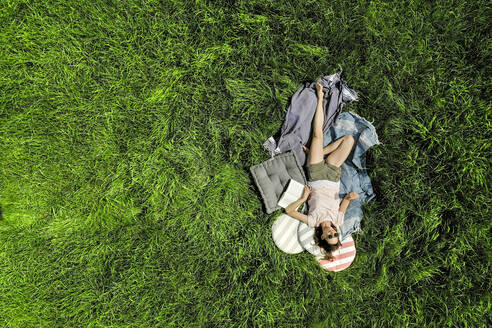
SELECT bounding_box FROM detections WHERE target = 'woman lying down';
[285,82,359,261]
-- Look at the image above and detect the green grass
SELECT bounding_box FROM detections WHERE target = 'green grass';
[0,0,490,327]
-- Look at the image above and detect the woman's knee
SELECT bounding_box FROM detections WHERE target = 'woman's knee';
[344,134,355,144]
[343,135,355,152]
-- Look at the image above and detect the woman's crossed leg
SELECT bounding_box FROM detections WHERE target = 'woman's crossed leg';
[307,83,355,168]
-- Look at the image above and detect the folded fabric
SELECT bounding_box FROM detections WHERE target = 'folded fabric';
[264,65,359,166]
[327,111,381,239]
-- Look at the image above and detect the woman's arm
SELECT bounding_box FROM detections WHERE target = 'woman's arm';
[287,209,309,225]
[285,197,309,225]
[339,192,359,213]
[285,197,307,214]
[285,186,311,224]
[338,197,351,213]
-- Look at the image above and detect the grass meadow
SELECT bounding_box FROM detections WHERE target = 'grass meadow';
[0,0,490,327]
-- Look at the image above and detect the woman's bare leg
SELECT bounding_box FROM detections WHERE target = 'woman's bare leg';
[326,135,355,167]
[303,136,344,154]
[322,137,346,155]
[307,85,325,165]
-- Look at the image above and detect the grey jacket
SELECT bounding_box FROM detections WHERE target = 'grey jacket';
[264,66,359,166]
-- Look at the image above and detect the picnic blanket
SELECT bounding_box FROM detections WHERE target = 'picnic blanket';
[263,66,359,166]
[317,111,381,239]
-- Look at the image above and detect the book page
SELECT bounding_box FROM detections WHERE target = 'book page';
[277,179,305,208]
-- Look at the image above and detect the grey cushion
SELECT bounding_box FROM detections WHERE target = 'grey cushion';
[250,151,307,214]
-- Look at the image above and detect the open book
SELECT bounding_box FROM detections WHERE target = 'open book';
[277,179,305,209]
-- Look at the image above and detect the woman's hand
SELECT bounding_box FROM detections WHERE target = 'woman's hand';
[302,185,312,200]
[345,192,359,200]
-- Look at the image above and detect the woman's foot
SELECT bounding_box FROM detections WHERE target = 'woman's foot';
[316,82,324,97]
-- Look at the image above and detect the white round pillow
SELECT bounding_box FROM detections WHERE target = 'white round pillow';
[271,214,304,254]
[297,222,356,272]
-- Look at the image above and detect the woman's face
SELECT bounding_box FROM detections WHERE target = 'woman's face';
[321,222,339,245]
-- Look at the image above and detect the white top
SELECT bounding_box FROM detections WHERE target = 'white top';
[306,180,344,230]
[307,179,340,189]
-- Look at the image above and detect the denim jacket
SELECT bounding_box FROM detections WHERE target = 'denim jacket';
[325,111,381,240]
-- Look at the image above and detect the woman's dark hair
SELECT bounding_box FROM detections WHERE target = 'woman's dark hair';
[314,225,342,261]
